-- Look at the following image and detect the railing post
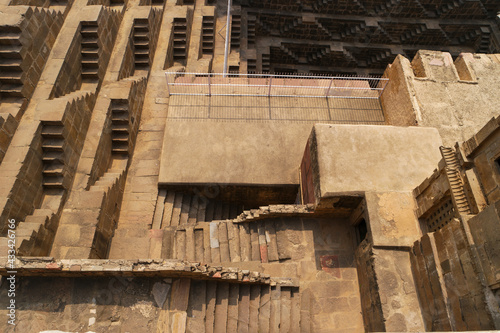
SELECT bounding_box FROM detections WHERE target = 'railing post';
[208,74,211,97]
[325,78,333,98]
[165,72,171,97]
[268,76,273,97]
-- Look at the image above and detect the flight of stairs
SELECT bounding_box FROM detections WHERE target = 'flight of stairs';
[42,123,66,189]
[201,16,215,55]
[0,209,54,257]
[173,18,188,62]
[280,17,302,34]
[168,218,286,265]
[367,49,392,66]
[110,100,130,155]
[81,22,99,82]
[477,26,491,53]
[133,19,150,71]
[261,53,270,72]
[159,191,244,228]
[279,44,300,62]
[0,26,24,101]
[440,146,471,214]
[438,0,466,16]
[184,279,303,333]
[247,16,256,48]
[247,58,257,73]
[307,46,331,63]
[89,168,125,192]
[231,15,241,51]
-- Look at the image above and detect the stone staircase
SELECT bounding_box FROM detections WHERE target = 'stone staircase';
[89,167,125,192]
[110,100,130,155]
[158,191,244,228]
[279,44,300,63]
[201,16,215,55]
[307,46,331,63]
[261,53,270,72]
[440,146,472,214]
[477,26,491,53]
[247,16,256,48]
[173,17,188,62]
[280,17,301,34]
[133,18,150,71]
[184,280,303,333]
[81,22,100,82]
[50,164,127,259]
[367,49,392,66]
[314,19,337,41]
[0,25,24,102]
[0,209,55,257]
[231,14,241,51]
[109,191,244,259]
[167,218,287,264]
[438,0,466,16]
[42,122,66,189]
[247,58,257,73]
[341,21,366,39]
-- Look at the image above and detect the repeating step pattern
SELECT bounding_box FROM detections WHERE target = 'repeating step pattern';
[440,146,471,214]
[81,22,99,82]
[478,26,491,53]
[110,100,130,155]
[201,16,215,55]
[168,217,292,265]
[0,25,24,101]
[158,191,244,228]
[231,15,241,51]
[185,280,302,333]
[173,17,188,62]
[89,168,124,192]
[247,16,256,48]
[262,53,270,72]
[42,123,66,189]
[133,18,150,71]
[0,209,54,257]
[247,58,257,73]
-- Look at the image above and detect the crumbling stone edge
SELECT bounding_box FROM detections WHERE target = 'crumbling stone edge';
[233,204,316,223]
[0,257,298,287]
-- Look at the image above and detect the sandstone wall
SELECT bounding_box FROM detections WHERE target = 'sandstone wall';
[49,28,82,98]
[0,121,45,235]
[410,219,496,331]
[381,51,500,146]
[463,116,500,204]
[0,114,17,164]
[355,240,385,332]
[468,201,500,293]
[0,6,64,119]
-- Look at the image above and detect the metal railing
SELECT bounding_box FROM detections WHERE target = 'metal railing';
[165,72,389,99]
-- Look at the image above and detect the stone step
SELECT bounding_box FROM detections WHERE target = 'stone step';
[0,34,22,46]
[15,221,44,238]
[42,125,64,139]
[111,124,129,133]
[43,175,65,188]
[42,151,64,163]
[112,133,128,142]
[43,164,64,176]
[42,143,64,152]
[0,84,23,98]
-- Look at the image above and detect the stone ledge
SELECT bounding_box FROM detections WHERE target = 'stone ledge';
[0,257,299,286]
[233,204,315,223]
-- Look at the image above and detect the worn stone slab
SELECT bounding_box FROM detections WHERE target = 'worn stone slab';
[159,122,314,185]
